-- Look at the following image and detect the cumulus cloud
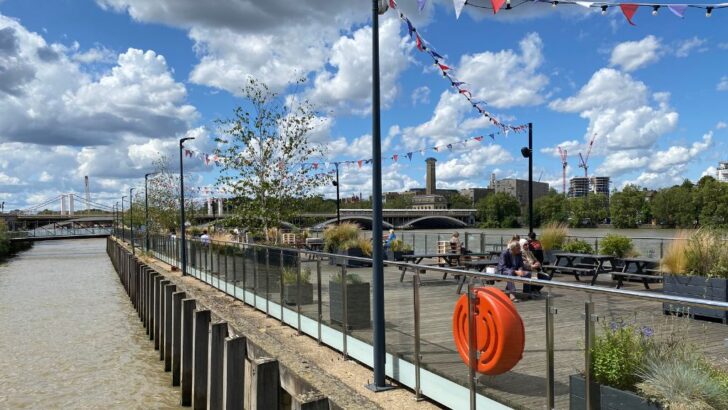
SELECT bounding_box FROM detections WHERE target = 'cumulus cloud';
[609,35,662,72]
[436,145,514,183]
[718,76,728,91]
[674,37,707,58]
[411,86,430,106]
[456,32,549,109]
[717,121,727,130]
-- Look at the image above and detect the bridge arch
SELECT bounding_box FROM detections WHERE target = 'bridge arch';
[313,216,394,231]
[400,215,468,229]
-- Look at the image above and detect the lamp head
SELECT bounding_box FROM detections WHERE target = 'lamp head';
[332,180,338,187]
[521,147,531,158]
[180,136,195,147]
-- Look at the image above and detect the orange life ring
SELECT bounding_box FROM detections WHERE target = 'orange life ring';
[452,286,525,375]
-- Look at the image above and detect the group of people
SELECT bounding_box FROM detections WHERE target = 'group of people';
[497,232,551,302]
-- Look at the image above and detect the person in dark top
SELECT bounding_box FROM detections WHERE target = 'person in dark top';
[527,232,545,265]
[498,240,551,301]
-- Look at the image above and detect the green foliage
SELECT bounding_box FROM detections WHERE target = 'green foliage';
[389,239,412,253]
[650,183,698,228]
[331,272,363,284]
[340,237,372,256]
[0,219,10,257]
[295,196,337,213]
[592,321,651,391]
[610,185,649,229]
[384,194,413,209]
[539,222,568,251]
[562,238,594,254]
[214,77,328,233]
[567,193,609,227]
[476,192,521,228]
[323,222,360,252]
[446,193,473,209]
[534,190,568,226]
[282,266,312,285]
[682,229,728,278]
[599,234,635,258]
[143,155,198,233]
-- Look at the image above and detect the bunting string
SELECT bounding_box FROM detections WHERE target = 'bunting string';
[390,0,529,133]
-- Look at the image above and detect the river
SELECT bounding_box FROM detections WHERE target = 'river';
[0,238,180,408]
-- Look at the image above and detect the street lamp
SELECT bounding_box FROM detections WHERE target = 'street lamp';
[179,136,195,276]
[121,195,127,242]
[130,187,135,256]
[115,202,119,236]
[368,0,392,393]
[520,122,534,234]
[145,172,160,252]
[332,163,341,225]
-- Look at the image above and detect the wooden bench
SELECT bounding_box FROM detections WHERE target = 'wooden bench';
[541,265,596,281]
[612,271,663,289]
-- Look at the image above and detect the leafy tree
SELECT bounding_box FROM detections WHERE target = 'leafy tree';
[650,185,696,228]
[214,77,328,240]
[476,192,521,228]
[384,194,413,209]
[140,155,197,233]
[567,193,609,227]
[296,196,337,213]
[534,190,568,226]
[693,176,728,228]
[610,185,647,228]
[446,193,473,209]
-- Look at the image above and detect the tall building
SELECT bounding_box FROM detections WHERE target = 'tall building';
[568,177,590,198]
[494,179,549,208]
[425,157,437,195]
[718,162,728,183]
[591,176,611,199]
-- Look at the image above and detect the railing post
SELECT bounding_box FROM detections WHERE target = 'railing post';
[280,248,285,321]
[545,293,556,410]
[317,257,322,345]
[467,280,477,410]
[413,272,422,401]
[584,299,596,410]
[341,264,348,360]
[265,248,271,316]
[296,252,302,335]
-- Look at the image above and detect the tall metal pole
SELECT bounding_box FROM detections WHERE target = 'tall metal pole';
[145,174,150,251]
[179,137,195,276]
[130,187,135,255]
[367,0,390,392]
[121,196,126,242]
[335,163,341,225]
[528,122,534,234]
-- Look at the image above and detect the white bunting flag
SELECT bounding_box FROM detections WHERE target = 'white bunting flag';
[453,0,467,19]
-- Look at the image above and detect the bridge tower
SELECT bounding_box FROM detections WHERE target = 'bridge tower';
[69,194,74,216]
[84,176,90,211]
[60,195,67,215]
[426,157,437,195]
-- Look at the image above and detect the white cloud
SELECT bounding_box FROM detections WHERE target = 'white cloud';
[647,132,712,172]
[0,172,22,186]
[609,35,662,72]
[702,166,718,178]
[411,86,430,106]
[436,145,514,182]
[456,32,549,109]
[674,37,707,58]
[718,76,728,91]
[717,121,727,130]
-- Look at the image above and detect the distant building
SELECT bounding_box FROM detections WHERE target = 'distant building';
[569,176,611,201]
[719,162,728,183]
[591,176,611,199]
[412,195,448,210]
[494,178,549,208]
[459,188,493,206]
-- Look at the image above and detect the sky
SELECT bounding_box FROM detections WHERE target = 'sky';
[0,0,726,211]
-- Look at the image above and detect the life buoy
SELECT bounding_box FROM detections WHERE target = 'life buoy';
[452,286,525,375]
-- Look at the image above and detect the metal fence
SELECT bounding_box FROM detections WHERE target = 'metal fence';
[7,227,112,239]
[115,229,728,410]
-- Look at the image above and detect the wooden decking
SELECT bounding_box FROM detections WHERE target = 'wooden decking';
[181,245,728,410]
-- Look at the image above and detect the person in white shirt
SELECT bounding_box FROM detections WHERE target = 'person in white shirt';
[200,230,210,246]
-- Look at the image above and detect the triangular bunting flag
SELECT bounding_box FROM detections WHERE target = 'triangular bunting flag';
[491,0,506,14]
[575,1,594,8]
[417,0,426,11]
[407,152,413,161]
[453,0,467,19]
[430,50,444,60]
[438,63,451,71]
[416,35,424,51]
[620,4,639,26]
[447,144,453,151]
[474,136,484,142]
[489,133,495,140]
[312,162,319,170]
[357,160,363,169]
[667,4,687,18]
[389,0,397,9]
[393,154,399,162]
[405,18,415,38]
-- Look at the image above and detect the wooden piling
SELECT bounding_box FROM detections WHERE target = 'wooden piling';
[222,336,246,410]
[181,298,197,407]
[164,283,177,370]
[193,309,211,409]
[207,322,228,409]
[172,291,187,386]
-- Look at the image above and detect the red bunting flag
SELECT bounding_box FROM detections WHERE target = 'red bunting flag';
[416,35,424,51]
[491,0,506,14]
[438,63,451,71]
[620,4,639,25]
[357,160,363,169]
[474,136,484,142]
[389,0,397,9]
[459,89,472,98]
[393,154,399,162]
[312,162,319,169]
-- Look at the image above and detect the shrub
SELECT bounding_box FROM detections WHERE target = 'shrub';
[661,231,690,274]
[340,237,372,256]
[331,272,363,284]
[539,222,568,251]
[591,321,651,391]
[682,229,728,278]
[562,238,594,254]
[599,234,636,258]
[389,239,412,253]
[282,266,312,285]
[323,222,360,252]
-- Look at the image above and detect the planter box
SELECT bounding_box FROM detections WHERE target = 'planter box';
[569,374,661,410]
[283,283,313,305]
[332,248,372,268]
[663,275,728,323]
[386,249,414,262]
[329,281,371,330]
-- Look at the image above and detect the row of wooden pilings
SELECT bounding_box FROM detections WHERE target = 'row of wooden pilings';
[107,238,329,409]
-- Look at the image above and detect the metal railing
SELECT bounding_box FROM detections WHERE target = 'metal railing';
[8,227,112,239]
[116,230,728,410]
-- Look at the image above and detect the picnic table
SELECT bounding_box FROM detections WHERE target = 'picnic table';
[613,257,662,289]
[398,252,499,282]
[456,259,500,294]
[543,252,615,285]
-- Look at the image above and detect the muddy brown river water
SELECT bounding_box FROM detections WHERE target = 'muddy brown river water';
[0,238,180,409]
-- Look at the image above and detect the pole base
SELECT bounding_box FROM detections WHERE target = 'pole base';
[365,382,396,393]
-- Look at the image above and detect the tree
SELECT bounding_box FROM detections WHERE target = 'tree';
[143,155,196,233]
[610,185,647,228]
[567,193,608,227]
[534,190,568,226]
[476,192,521,228]
[650,185,696,228]
[215,77,328,240]
[693,176,728,228]
[447,193,473,209]
[384,194,413,209]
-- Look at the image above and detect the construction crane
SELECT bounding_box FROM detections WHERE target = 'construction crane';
[578,133,598,179]
[558,146,568,195]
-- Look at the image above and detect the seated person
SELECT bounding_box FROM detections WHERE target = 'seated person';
[498,240,551,301]
[526,232,545,266]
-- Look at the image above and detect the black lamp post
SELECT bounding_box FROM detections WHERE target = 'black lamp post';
[145,172,159,252]
[520,122,534,234]
[179,136,195,276]
[367,0,392,392]
[130,187,135,255]
[115,202,119,236]
[121,195,127,242]
[332,163,341,225]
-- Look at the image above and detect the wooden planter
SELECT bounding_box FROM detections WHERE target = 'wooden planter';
[283,283,313,306]
[663,275,728,323]
[386,249,414,262]
[329,281,371,330]
[569,375,661,410]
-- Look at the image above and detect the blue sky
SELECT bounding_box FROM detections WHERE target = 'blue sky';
[0,0,726,209]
